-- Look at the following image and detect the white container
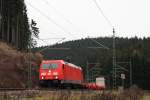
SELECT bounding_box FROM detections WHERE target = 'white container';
[96,77,105,88]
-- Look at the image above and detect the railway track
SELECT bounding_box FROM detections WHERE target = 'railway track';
[0,88,95,97]
[0,87,102,93]
[0,88,104,100]
[0,86,105,97]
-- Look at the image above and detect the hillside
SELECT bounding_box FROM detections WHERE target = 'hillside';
[0,42,43,88]
[34,37,150,89]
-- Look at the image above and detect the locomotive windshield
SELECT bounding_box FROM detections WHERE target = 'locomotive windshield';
[42,63,58,69]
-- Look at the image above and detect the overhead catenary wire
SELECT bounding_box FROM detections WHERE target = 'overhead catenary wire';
[26,0,110,49]
[33,35,67,50]
[26,1,71,35]
[41,0,110,49]
[92,0,113,28]
[88,37,109,49]
[35,37,66,46]
[40,37,66,40]
[41,0,82,32]
[25,1,82,48]
[37,37,66,52]
[26,0,83,44]
[39,0,100,41]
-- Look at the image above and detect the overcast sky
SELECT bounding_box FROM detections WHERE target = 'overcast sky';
[25,0,150,46]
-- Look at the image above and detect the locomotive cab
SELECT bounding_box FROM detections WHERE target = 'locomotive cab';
[39,60,64,86]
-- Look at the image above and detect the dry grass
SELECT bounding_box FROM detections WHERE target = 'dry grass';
[142,91,150,100]
[0,42,43,88]
[0,87,144,100]
[22,91,103,100]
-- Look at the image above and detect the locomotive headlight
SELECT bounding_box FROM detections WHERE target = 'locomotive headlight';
[55,76,58,79]
[42,76,44,79]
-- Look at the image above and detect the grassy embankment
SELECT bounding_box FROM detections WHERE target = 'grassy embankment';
[0,86,146,100]
[21,86,145,100]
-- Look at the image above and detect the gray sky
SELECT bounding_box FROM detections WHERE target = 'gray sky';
[25,0,150,46]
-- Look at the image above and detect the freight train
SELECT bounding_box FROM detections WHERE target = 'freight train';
[39,60,105,90]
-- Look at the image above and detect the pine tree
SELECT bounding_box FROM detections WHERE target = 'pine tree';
[0,0,36,50]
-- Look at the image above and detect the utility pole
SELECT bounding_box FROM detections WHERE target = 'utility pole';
[0,0,2,37]
[0,14,1,36]
[86,61,89,82]
[129,59,132,87]
[112,28,117,89]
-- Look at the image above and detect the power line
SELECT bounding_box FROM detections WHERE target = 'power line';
[87,36,110,49]
[40,0,89,42]
[26,0,110,50]
[40,37,66,40]
[41,0,110,49]
[35,37,66,46]
[26,1,71,34]
[38,37,66,52]
[41,0,82,32]
[26,1,82,47]
[92,0,113,28]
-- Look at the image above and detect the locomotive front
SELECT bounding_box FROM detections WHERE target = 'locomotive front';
[39,60,64,86]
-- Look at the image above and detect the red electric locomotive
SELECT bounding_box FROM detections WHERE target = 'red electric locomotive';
[39,60,84,88]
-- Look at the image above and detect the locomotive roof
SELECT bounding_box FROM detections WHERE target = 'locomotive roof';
[42,60,64,63]
[65,62,82,70]
[42,60,82,70]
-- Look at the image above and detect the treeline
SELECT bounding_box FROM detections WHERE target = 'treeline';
[0,0,38,50]
[34,37,150,89]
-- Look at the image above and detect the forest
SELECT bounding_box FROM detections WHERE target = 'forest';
[34,37,150,89]
[0,0,38,50]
